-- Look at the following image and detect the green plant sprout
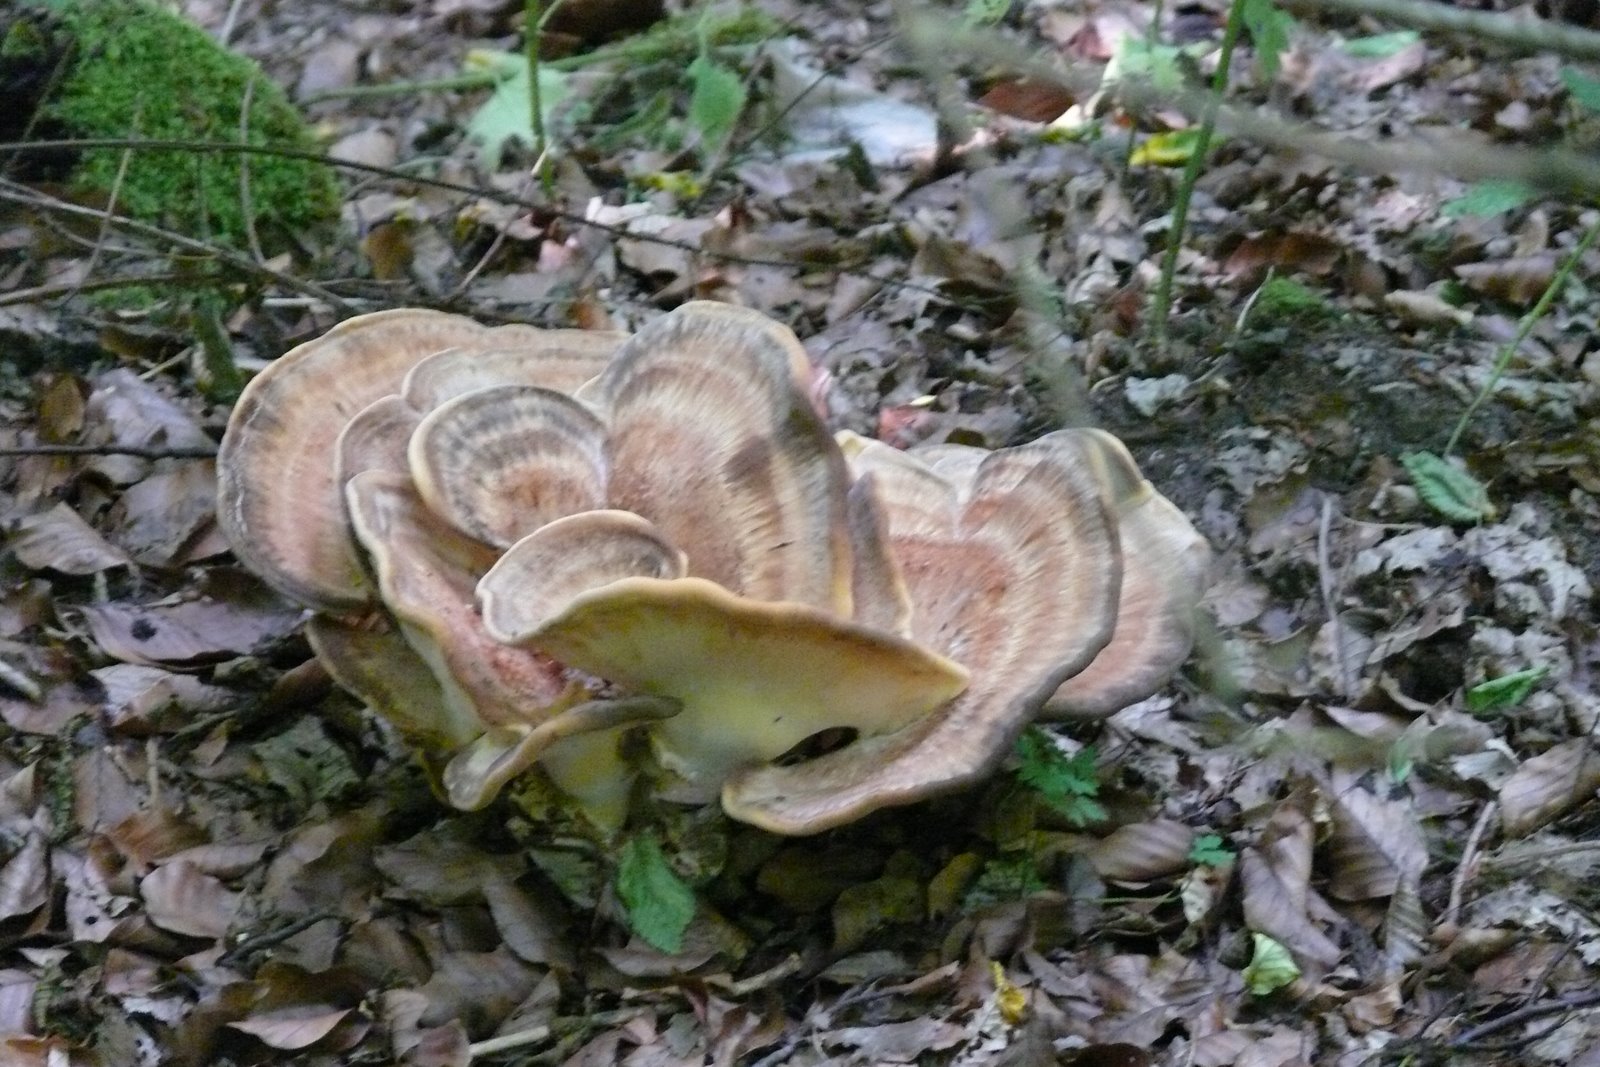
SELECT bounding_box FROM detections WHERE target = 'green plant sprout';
[1148,0,1257,346]
[1015,727,1106,827]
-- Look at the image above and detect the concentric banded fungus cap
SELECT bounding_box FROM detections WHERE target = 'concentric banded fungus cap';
[1042,430,1210,720]
[401,332,624,411]
[720,432,1123,834]
[409,386,610,549]
[575,301,854,613]
[217,311,621,612]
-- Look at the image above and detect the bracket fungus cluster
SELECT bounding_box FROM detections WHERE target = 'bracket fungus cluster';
[218,302,1209,835]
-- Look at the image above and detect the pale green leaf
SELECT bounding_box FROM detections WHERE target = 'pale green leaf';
[462,51,572,170]
[687,53,745,153]
[962,0,1012,27]
[1400,451,1494,523]
[1241,0,1295,80]
[1189,834,1234,867]
[1442,180,1535,218]
[1562,67,1600,112]
[616,833,696,953]
[1341,30,1419,58]
[1466,665,1549,713]
[1244,933,1300,995]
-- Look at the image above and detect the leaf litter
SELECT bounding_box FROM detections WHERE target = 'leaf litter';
[2,0,1600,1063]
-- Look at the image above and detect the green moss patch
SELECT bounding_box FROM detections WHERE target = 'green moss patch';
[35,0,338,253]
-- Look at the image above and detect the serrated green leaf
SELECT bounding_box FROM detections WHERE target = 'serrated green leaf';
[1341,30,1419,58]
[1243,933,1300,995]
[1400,451,1494,523]
[1562,67,1600,113]
[1241,0,1295,80]
[616,833,696,953]
[687,53,745,153]
[1466,665,1549,713]
[1442,180,1535,218]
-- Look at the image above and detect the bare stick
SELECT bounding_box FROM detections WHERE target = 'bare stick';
[0,178,354,313]
[0,443,218,460]
[1282,0,1600,62]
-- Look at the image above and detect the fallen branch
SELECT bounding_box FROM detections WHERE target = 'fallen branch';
[1282,0,1600,62]
[0,443,218,460]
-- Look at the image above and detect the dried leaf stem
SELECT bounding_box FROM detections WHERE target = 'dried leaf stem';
[1444,212,1600,455]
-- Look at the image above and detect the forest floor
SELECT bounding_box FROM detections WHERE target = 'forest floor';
[2,0,1600,1064]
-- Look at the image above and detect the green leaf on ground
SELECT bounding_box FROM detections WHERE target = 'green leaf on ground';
[1189,834,1234,867]
[1244,933,1300,994]
[1442,180,1535,218]
[616,833,696,953]
[1341,30,1419,57]
[963,0,1012,26]
[1562,67,1600,112]
[1400,451,1494,523]
[1242,0,1295,80]
[1467,665,1549,713]
[462,49,572,170]
[687,52,745,154]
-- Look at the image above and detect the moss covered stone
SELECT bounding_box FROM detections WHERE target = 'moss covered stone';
[35,0,339,253]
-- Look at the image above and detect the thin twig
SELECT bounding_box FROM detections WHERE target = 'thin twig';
[0,178,354,313]
[1149,0,1247,347]
[524,0,554,192]
[1449,990,1600,1046]
[219,913,342,967]
[238,74,268,266]
[1442,800,1496,928]
[1444,213,1600,455]
[0,139,962,307]
[0,273,202,309]
[1282,0,1600,62]
[467,1007,641,1060]
[65,144,136,308]
[1316,493,1353,698]
[0,443,218,460]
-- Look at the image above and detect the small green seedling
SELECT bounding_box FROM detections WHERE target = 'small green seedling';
[1015,727,1105,827]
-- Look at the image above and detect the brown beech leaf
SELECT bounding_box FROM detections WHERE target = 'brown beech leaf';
[1222,231,1344,285]
[1323,779,1428,901]
[1087,820,1196,882]
[9,505,132,575]
[140,860,240,939]
[977,78,1077,122]
[79,572,302,667]
[1499,738,1600,838]
[0,830,49,921]
[1453,254,1558,306]
[228,1005,355,1050]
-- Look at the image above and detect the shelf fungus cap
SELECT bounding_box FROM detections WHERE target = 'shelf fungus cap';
[721,432,1123,834]
[218,311,631,611]
[400,331,625,411]
[1042,429,1210,720]
[480,511,969,790]
[576,301,853,614]
[408,386,610,549]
